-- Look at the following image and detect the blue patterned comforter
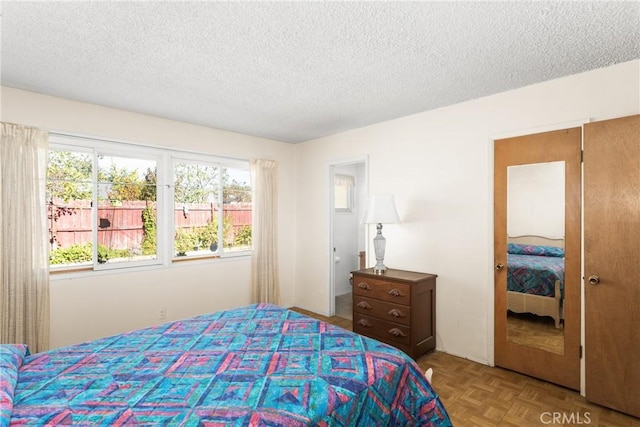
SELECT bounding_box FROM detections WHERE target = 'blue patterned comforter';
[4,304,451,426]
[507,254,564,297]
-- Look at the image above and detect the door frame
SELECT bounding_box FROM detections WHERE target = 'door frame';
[327,156,368,316]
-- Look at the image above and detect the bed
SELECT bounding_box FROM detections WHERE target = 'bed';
[1,303,451,426]
[507,235,565,328]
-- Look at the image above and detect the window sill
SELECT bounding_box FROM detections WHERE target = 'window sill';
[50,266,93,275]
[49,253,251,280]
[172,254,221,263]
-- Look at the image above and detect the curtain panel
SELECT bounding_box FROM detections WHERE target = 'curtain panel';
[249,159,280,305]
[334,174,355,187]
[1,122,50,353]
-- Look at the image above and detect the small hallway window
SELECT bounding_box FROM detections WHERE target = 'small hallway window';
[334,174,355,212]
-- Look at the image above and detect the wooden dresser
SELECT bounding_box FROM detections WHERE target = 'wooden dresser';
[351,268,437,359]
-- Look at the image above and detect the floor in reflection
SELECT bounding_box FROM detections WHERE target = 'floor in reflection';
[507,311,564,355]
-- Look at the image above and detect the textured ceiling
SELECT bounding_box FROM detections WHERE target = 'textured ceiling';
[1,1,639,143]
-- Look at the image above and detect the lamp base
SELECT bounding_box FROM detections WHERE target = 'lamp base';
[373,264,388,275]
[372,225,388,274]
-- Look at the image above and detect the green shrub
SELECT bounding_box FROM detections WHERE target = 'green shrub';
[50,243,132,264]
[97,245,131,263]
[50,243,93,265]
[234,226,252,246]
[194,220,218,250]
[141,205,157,255]
[175,228,196,255]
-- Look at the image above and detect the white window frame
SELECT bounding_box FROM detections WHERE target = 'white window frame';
[334,174,356,213]
[47,133,252,275]
[47,142,95,271]
[170,156,223,260]
[220,163,253,255]
[93,148,165,271]
[169,153,252,260]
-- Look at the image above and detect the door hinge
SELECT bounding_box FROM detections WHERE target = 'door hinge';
[581,150,584,163]
[579,345,583,359]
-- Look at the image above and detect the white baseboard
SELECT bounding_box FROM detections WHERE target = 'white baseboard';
[434,347,490,366]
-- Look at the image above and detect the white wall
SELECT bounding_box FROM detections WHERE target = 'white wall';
[293,60,640,364]
[1,86,296,349]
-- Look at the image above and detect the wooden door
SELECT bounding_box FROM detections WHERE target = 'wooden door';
[494,128,581,390]
[584,115,640,418]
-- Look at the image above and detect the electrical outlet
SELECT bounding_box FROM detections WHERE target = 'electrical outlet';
[159,307,167,320]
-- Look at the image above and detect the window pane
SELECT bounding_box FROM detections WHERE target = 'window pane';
[47,149,93,267]
[97,155,157,264]
[223,167,252,252]
[335,185,353,211]
[174,162,220,257]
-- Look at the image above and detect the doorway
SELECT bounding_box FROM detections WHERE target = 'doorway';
[329,159,367,319]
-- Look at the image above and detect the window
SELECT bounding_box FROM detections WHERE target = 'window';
[222,166,252,252]
[47,148,94,268]
[96,154,158,265]
[172,161,252,258]
[46,134,252,272]
[334,174,355,212]
[173,160,220,258]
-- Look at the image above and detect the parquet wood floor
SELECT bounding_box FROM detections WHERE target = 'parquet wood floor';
[507,311,564,355]
[291,307,640,427]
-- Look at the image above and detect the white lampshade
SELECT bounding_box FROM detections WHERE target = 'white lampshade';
[362,194,400,224]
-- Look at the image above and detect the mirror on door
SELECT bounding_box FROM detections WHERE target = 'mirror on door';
[506,161,565,355]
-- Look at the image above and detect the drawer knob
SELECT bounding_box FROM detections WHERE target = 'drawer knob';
[357,282,371,290]
[388,328,406,338]
[357,301,372,310]
[388,288,404,297]
[358,319,373,328]
[388,308,405,318]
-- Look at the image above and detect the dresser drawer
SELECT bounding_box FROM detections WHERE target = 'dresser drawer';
[353,313,411,347]
[352,276,411,305]
[353,296,411,326]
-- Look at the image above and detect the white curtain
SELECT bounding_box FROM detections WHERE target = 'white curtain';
[1,122,50,353]
[334,174,355,188]
[250,159,280,305]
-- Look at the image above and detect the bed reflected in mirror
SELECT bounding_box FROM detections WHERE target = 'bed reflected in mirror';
[506,161,565,355]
